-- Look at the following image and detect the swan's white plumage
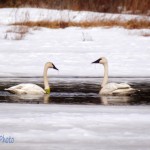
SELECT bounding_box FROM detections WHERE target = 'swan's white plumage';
[92,57,137,95]
[5,83,46,95]
[100,83,135,95]
[5,62,58,95]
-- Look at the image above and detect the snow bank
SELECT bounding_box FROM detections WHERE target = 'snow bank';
[0,8,148,25]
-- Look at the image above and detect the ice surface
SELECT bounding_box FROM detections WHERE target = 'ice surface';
[0,104,150,150]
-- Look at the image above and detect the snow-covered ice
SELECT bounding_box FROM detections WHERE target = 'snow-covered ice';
[0,104,150,150]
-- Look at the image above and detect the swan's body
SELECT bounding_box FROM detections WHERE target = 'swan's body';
[92,57,136,95]
[5,83,46,95]
[5,62,58,95]
[100,82,136,95]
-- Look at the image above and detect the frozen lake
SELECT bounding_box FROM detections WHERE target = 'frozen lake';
[0,78,150,149]
[0,104,150,150]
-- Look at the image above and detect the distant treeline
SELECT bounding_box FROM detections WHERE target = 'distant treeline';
[0,0,150,15]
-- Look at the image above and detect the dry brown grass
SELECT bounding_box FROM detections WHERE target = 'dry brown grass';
[6,26,29,34]
[0,0,150,15]
[12,18,150,29]
[5,26,29,40]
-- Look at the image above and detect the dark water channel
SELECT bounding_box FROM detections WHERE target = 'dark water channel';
[0,77,150,105]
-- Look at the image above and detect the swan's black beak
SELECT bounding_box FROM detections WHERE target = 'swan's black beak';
[92,58,101,64]
[52,64,59,70]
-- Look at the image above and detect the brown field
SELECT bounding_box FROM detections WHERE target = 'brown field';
[0,0,150,15]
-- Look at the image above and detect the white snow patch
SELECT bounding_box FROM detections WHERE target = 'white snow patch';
[0,8,148,25]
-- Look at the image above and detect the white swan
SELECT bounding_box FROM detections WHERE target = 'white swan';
[92,57,136,95]
[5,62,58,95]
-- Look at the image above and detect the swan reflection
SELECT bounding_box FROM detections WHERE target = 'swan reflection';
[100,96,131,105]
[7,94,50,104]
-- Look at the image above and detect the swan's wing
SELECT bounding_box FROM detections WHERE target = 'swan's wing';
[5,83,46,94]
[23,84,46,94]
[5,84,24,90]
[104,83,131,89]
[116,83,131,89]
[112,88,136,95]
[100,83,118,95]
[19,84,44,91]
[100,83,131,95]
[5,84,27,94]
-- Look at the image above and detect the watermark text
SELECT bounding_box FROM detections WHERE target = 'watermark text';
[0,135,14,144]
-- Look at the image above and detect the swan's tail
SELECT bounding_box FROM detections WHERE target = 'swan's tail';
[5,88,11,91]
[5,88,27,94]
[5,88,17,94]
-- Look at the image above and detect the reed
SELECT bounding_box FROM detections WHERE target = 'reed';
[12,18,150,29]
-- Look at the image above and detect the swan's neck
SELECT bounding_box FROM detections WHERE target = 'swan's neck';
[101,63,108,87]
[43,65,50,91]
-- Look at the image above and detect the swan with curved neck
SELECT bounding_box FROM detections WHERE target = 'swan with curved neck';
[92,57,136,95]
[5,62,58,95]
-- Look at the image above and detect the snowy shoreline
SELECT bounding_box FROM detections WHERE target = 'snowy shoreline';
[0,8,149,25]
[0,8,150,77]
